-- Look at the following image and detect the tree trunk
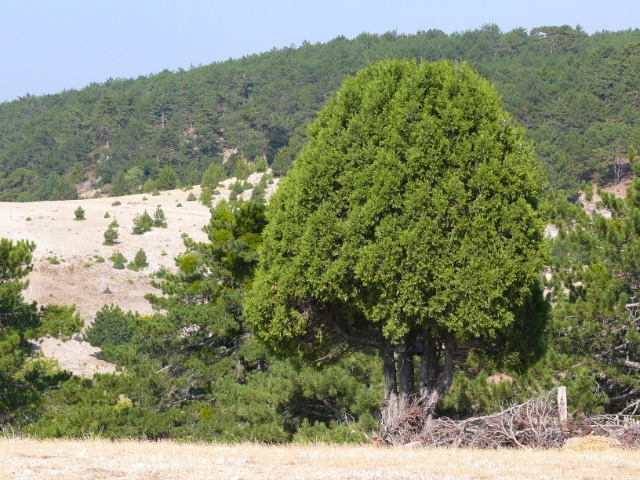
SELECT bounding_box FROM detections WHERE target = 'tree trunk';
[419,331,439,398]
[419,334,459,418]
[397,338,415,415]
[381,346,399,425]
[381,338,416,425]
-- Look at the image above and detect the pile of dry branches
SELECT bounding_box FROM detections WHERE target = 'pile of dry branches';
[375,392,640,448]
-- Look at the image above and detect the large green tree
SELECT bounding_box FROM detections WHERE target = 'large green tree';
[245,59,548,424]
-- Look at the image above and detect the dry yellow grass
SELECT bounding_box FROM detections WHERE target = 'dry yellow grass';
[1,439,639,480]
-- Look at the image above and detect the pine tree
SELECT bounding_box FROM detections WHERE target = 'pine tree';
[103,225,119,245]
[74,206,85,220]
[132,210,153,234]
[153,205,167,228]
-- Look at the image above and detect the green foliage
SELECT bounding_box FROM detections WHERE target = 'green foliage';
[2,204,381,440]
[84,305,139,352]
[199,187,213,207]
[186,192,197,201]
[152,205,167,228]
[254,156,268,173]
[127,249,148,271]
[540,179,640,413]
[155,166,179,191]
[0,238,73,429]
[132,210,153,234]
[109,251,127,269]
[111,200,121,206]
[246,59,547,417]
[250,175,269,203]
[3,27,640,200]
[36,304,83,340]
[201,162,225,191]
[73,206,85,221]
[103,225,119,245]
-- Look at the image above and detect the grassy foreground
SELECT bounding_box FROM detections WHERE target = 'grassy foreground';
[1,439,639,479]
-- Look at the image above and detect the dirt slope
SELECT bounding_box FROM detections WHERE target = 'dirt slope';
[0,173,277,375]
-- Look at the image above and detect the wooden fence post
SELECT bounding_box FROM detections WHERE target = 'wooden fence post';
[557,386,568,427]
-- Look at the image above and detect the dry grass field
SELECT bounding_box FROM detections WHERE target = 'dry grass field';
[1,439,639,479]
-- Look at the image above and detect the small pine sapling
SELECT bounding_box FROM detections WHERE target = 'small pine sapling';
[103,225,119,245]
[74,206,85,221]
[109,251,127,269]
[132,210,153,234]
[153,205,168,228]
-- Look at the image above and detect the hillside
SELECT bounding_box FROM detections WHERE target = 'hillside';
[0,173,277,375]
[2,26,640,201]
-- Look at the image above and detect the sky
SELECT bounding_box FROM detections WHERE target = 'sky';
[1,0,639,103]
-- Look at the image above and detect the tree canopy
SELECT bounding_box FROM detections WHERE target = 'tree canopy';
[246,59,548,422]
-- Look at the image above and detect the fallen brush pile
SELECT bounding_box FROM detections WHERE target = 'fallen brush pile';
[376,393,640,448]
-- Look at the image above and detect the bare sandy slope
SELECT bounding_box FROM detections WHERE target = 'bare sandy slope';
[1,440,638,480]
[0,173,277,376]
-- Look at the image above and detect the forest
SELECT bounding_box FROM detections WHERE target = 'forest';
[1,25,640,444]
[1,25,640,201]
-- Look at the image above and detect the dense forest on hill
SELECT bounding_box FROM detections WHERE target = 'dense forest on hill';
[2,25,640,201]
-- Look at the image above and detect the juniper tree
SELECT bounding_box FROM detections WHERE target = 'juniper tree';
[245,60,548,423]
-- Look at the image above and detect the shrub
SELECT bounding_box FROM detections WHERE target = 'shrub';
[109,251,127,269]
[200,188,212,207]
[156,165,179,190]
[153,205,167,228]
[37,304,83,340]
[187,192,197,201]
[74,206,85,221]
[104,211,110,218]
[201,162,226,190]
[153,266,169,278]
[254,155,268,173]
[127,248,148,271]
[132,210,153,234]
[85,305,139,348]
[111,200,121,206]
[103,225,119,245]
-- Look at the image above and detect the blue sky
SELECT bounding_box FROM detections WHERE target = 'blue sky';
[1,0,638,103]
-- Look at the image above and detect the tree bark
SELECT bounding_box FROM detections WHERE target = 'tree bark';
[381,346,399,424]
[419,331,439,398]
[419,335,460,418]
[397,338,415,415]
